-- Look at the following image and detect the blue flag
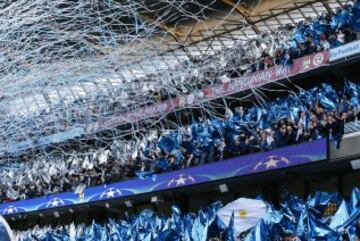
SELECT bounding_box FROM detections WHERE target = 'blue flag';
[329,200,349,231]
[224,212,236,241]
[317,93,336,111]
[352,0,360,31]
[307,211,338,240]
[191,217,208,241]
[244,219,269,241]
[351,188,360,211]
[0,215,14,241]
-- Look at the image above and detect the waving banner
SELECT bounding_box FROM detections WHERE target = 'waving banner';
[217,198,267,236]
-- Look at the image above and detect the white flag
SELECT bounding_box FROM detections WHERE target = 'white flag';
[217,198,267,236]
[0,215,15,241]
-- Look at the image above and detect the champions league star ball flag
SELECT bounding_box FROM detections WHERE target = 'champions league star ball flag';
[217,198,267,237]
[0,215,14,241]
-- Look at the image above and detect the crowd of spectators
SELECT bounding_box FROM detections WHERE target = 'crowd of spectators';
[2,0,360,203]
[4,3,360,241]
[14,188,360,241]
[2,0,360,146]
[1,81,360,202]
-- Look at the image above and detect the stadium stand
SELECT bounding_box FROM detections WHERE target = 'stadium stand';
[1,0,360,202]
[1,0,360,150]
[1,80,360,202]
[2,0,360,241]
[13,188,360,240]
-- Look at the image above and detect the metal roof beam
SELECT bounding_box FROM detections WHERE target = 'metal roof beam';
[321,0,335,14]
[221,0,260,34]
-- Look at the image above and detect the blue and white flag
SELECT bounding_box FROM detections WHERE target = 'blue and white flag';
[217,198,267,237]
[0,215,14,241]
[329,200,349,231]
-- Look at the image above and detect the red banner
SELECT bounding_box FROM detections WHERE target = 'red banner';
[86,51,329,133]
